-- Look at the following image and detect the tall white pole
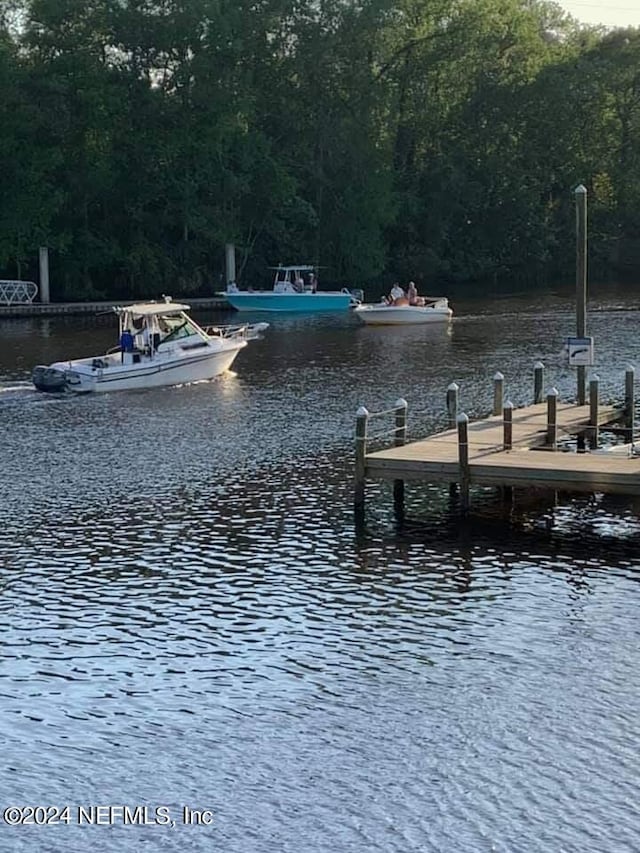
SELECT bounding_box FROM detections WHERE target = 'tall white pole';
[225,243,236,286]
[38,247,50,303]
[574,185,587,405]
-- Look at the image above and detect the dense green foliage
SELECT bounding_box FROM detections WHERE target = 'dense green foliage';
[0,0,638,297]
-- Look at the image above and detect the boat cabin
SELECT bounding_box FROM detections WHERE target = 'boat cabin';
[115,299,209,360]
[270,265,318,294]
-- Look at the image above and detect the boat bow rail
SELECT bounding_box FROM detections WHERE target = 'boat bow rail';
[0,280,38,305]
[203,322,269,341]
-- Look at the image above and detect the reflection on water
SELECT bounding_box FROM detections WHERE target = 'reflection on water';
[1,289,640,852]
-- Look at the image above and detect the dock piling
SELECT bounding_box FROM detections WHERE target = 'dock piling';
[446,382,459,429]
[546,388,558,449]
[589,375,600,448]
[625,365,635,442]
[457,413,470,511]
[393,399,408,513]
[354,406,369,513]
[493,372,504,416]
[503,401,513,450]
[394,398,408,447]
[534,362,545,404]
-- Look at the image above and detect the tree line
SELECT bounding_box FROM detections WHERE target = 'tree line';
[0,0,638,299]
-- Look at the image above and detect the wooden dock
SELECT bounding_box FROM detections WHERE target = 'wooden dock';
[0,296,231,318]
[364,402,640,494]
[355,366,640,515]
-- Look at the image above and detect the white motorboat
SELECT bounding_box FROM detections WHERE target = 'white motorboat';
[354,297,453,325]
[32,298,268,393]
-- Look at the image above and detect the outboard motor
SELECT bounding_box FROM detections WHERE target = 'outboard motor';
[32,365,67,392]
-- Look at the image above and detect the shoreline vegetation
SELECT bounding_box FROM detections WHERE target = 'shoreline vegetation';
[0,1,639,299]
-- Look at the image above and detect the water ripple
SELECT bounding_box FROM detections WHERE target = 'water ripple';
[1,295,640,851]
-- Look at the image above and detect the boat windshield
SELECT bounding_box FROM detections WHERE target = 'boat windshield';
[273,266,315,291]
[160,315,202,341]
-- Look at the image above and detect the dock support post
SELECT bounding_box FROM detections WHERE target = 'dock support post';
[625,365,635,442]
[546,388,558,449]
[446,383,460,497]
[446,382,459,429]
[493,372,504,416]
[354,406,369,519]
[589,375,600,448]
[503,401,513,450]
[534,362,545,404]
[393,398,408,516]
[38,247,50,304]
[457,413,470,513]
[502,401,514,504]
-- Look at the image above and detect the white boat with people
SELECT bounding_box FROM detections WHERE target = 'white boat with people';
[222,264,363,313]
[354,280,452,325]
[32,297,268,393]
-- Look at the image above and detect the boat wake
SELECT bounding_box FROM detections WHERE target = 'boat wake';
[0,382,64,404]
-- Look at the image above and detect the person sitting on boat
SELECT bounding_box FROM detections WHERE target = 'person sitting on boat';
[293,274,304,293]
[227,281,239,293]
[389,282,406,305]
[406,280,426,306]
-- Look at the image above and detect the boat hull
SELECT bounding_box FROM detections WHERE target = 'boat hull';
[354,303,453,325]
[33,343,246,393]
[225,291,354,313]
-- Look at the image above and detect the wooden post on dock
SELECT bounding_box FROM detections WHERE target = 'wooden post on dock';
[534,362,544,404]
[354,406,369,513]
[493,372,504,416]
[625,365,635,442]
[589,375,599,448]
[447,383,459,498]
[446,382,459,429]
[574,185,588,405]
[457,413,470,512]
[502,401,514,504]
[393,398,408,513]
[503,401,513,450]
[546,388,558,449]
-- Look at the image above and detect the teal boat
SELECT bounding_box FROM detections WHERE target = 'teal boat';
[222,265,362,313]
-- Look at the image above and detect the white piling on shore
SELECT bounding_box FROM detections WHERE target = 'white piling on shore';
[38,247,50,304]
[225,243,236,286]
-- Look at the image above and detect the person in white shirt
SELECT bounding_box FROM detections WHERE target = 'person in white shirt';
[389,282,405,303]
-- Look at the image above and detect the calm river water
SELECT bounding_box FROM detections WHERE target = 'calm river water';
[1,286,639,852]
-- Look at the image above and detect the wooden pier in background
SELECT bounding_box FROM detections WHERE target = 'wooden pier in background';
[354,364,640,516]
[0,296,230,318]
